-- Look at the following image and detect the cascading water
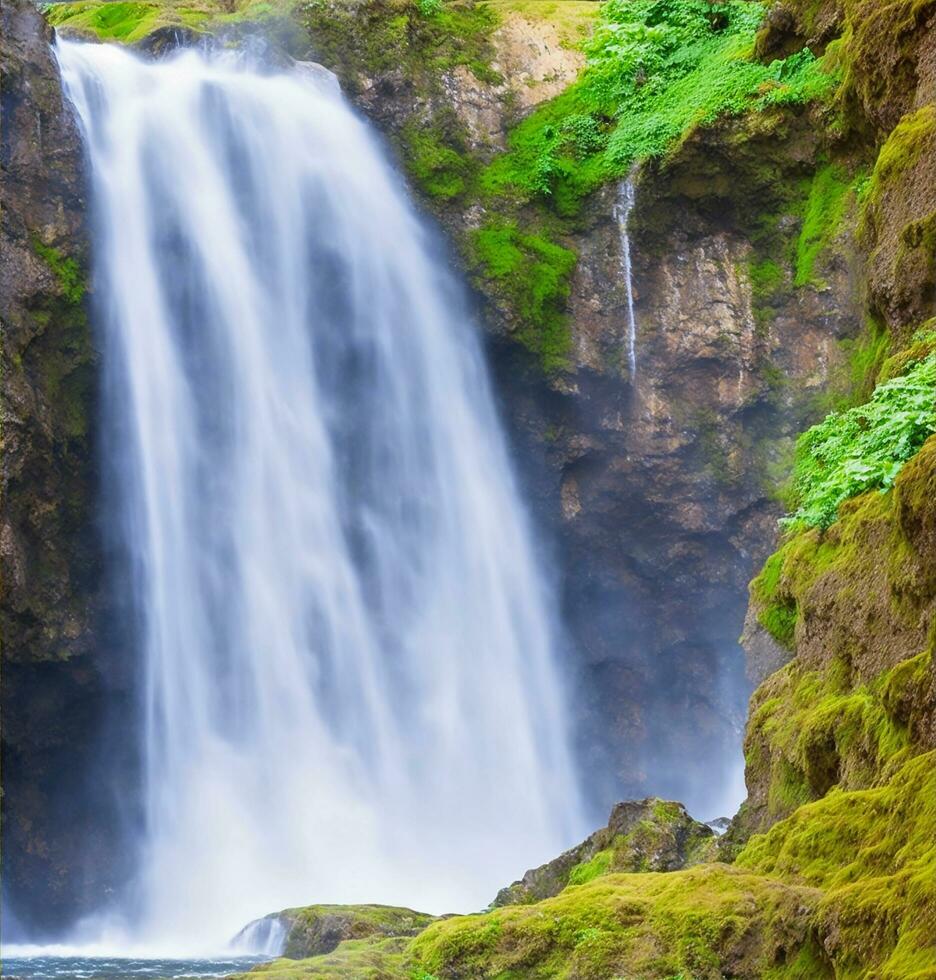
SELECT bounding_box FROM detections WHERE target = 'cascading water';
[56,40,583,954]
[613,176,639,378]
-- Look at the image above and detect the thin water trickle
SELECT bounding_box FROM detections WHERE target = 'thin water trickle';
[614,175,639,378]
[54,40,584,955]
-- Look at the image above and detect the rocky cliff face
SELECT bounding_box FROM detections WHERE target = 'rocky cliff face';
[5,2,933,965]
[291,0,864,816]
[1,0,131,934]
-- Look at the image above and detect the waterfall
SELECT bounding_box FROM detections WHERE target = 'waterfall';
[57,40,582,954]
[613,176,639,378]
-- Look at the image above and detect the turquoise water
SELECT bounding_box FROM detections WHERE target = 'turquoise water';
[1,957,268,979]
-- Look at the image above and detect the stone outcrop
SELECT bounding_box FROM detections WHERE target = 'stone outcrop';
[493,797,716,907]
[257,904,436,960]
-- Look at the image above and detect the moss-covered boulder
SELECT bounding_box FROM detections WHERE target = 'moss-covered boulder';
[260,904,437,960]
[737,750,936,978]
[493,797,716,907]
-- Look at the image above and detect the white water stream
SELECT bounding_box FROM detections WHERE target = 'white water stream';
[54,40,583,955]
[613,176,639,378]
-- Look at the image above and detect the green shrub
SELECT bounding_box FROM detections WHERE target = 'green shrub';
[783,353,936,529]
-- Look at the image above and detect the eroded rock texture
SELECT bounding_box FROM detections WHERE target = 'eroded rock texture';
[1,0,130,935]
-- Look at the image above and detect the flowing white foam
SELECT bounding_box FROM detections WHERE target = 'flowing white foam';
[613,174,639,378]
[55,40,584,955]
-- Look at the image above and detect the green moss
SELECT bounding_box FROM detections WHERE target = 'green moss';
[400,117,472,200]
[860,105,936,235]
[765,662,911,787]
[470,219,575,372]
[44,0,211,42]
[758,601,798,649]
[841,317,890,396]
[408,864,827,979]
[794,164,852,287]
[29,237,95,442]
[749,257,785,299]
[31,237,86,305]
[750,542,804,652]
[738,751,936,979]
[229,936,411,979]
[567,848,612,887]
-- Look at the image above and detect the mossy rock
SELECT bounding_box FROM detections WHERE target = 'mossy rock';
[264,904,437,959]
[228,936,411,979]
[44,0,215,44]
[409,864,829,980]
[738,750,936,979]
[493,797,716,907]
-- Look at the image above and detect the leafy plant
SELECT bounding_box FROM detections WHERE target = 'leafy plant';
[481,0,839,214]
[782,353,936,529]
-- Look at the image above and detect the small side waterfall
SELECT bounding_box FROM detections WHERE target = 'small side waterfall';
[614,176,639,378]
[57,40,582,954]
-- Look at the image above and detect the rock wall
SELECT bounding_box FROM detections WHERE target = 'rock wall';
[1,0,132,934]
[292,0,864,817]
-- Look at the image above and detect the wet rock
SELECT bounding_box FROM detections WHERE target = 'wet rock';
[1,0,127,934]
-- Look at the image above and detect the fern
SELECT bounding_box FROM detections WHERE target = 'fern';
[783,354,936,529]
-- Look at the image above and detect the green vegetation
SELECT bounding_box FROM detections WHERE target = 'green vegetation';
[470,219,576,371]
[409,865,827,979]
[400,116,472,200]
[738,751,936,979]
[480,0,839,215]
[567,848,612,887]
[751,551,798,647]
[44,0,211,41]
[229,936,412,979]
[859,105,936,237]
[30,237,95,441]
[794,164,852,286]
[31,237,86,305]
[781,351,936,528]
[747,652,920,818]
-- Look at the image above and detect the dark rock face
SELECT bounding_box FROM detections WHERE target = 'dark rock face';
[535,112,861,817]
[1,0,131,936]
[493,797,716,908]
